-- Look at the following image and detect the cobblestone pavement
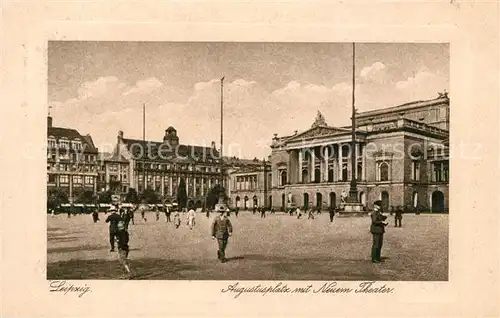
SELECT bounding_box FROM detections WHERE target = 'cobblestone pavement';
[47,212,448,281]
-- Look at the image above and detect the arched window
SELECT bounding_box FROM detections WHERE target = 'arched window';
[328,168,334,182]
[302,169,309,183]
[379,162,389,181]
[280,170,287,186]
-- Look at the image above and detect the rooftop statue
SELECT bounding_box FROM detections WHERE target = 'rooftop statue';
[311,111,327,128]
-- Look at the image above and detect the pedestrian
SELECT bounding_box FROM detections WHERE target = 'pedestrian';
[206,208,210,218]
[253,206,256,215]
[289,207,294,216]
[186,208,196,230]
[296,206,302,219]
[140,203,147,222]
[116,220,132,279]
[164,205,171,222]
[92,209,99,223]
[105,206,123,252]
[155,207,160,221]
[328,206,335,222]
[307,205,315,220]
[260,206,266,219]
[370,202,388,263]
[173,211,181,229]
[122,208,132,230]
[394,205,403,227]
[130,205,136,225]
[235,207,239,217]
[211,205,233,263]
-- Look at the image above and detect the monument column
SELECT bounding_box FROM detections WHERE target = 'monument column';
[355,144,359,180]
[298,150,303,183]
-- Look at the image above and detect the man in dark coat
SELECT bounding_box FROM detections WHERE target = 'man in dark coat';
[370,202,388,263]
[211,205,233,263]
[105,207,123,252]
[329,206,336,222]
[394,205,403,227]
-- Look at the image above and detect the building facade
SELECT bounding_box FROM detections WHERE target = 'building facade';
[226,157,272,209]
[46,116,99,202]
[269,94,450,212]
[115,127,223,207]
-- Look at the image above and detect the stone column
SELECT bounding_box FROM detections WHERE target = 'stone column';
[161,173,165,197]
[193,176,197,197]
[93,176,97,194]
[208,177,212,190]
[355,144,359,180]
[298,150,303,183]
[169,175,173,196]
[324,147,329,182]
[337,144,342,181]
[310,148,315,182]
[362,144,366,181]
[186,177,189,195]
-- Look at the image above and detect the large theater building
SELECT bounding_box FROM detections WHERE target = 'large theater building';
[269,94,450,213]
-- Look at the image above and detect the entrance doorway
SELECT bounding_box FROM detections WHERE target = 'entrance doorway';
[303,193,309,209]
[431,191,445,213]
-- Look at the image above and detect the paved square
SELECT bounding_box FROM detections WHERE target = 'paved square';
[47,212,448,281]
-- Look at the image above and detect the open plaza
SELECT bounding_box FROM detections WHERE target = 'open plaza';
[47,211,448,281]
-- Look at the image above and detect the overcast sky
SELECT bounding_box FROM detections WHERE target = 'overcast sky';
[48,42,449,159]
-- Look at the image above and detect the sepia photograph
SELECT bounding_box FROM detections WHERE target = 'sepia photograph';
[46,41,450,281]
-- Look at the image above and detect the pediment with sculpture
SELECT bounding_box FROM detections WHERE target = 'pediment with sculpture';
[287,126,351,142]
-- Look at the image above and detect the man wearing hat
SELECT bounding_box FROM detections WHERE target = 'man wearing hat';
[105,206,123,252]
[370,201,388,263]
[211,204,233,263]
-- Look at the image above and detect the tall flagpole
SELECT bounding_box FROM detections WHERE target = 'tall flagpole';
[349,43,358,202]
[220,77,225,188]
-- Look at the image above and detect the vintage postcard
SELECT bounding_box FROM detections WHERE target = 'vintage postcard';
[1,1,499,318]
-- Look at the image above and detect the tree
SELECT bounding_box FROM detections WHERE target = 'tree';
[97,190,113,204]
[205,185,228,210]
[177,177,188,209]
[140,189,160,204]
[47,188,69,209]
[125,188,139,204]
[76,190,95,204]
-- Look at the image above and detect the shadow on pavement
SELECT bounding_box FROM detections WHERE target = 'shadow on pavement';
[47,258,198,280]
[48,245,104,254]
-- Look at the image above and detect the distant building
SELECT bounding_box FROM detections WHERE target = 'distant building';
[114,127,223,207]
[269,94,450,212]
[46,116,99,202]
[225,157,272,209]
[97,151,130,195]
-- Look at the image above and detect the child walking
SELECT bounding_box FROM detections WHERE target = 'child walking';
[116,221,132,279]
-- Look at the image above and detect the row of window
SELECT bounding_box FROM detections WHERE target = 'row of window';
[47,174,95,184]
[136,162,220,173]
[47,153,97,162]
[274,160,447,185]
[47,138,83,150]
[47,163,98,172]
